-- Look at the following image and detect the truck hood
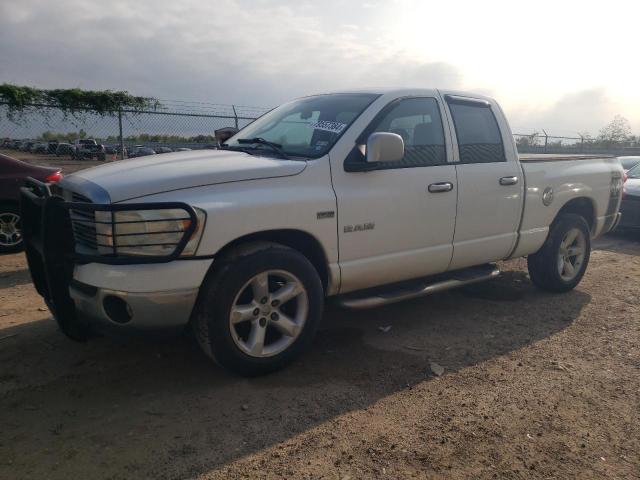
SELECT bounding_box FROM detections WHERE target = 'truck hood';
[60,150,307,203]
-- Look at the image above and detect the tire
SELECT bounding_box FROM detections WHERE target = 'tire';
[192,244,324,376]
[0,204,24,254]
[527,213,591,293]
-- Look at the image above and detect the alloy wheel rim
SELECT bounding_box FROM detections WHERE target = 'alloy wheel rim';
[557,228,586,281]
[0,213,22,247]
[229,269,308,358]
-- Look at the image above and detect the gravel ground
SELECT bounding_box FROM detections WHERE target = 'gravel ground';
[0,232,638,479]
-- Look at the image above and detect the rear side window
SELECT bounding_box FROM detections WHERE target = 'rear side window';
[447,98,505,164]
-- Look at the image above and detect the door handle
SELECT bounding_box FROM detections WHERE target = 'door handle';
[499,176,519,186]
[428,182,454,193]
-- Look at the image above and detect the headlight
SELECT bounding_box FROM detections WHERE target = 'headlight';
[94,207,206,257]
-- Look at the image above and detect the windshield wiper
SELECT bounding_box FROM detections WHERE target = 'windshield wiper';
[236,137,289,159]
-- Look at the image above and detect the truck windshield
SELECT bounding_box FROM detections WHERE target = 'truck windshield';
[224,93,380,158]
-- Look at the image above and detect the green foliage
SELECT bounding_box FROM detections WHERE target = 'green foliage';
[0,84,161,122]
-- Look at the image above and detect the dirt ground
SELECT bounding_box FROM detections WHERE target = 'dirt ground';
[0,229,638,479]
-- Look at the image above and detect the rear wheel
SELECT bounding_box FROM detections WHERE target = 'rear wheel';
[0,205,23,253]
[193,244,324,376]
[528,214,591,292]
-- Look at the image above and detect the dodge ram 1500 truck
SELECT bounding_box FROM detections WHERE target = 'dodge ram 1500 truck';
[20,89,624,375]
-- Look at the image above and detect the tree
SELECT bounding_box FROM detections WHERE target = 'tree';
[598,115,631,145]
[516,131,540,148]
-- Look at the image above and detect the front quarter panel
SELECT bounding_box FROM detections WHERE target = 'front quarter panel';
[128,157,340,293]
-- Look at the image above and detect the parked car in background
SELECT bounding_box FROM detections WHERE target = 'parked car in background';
[21,141,35,152]
[175,147,192,152]
[104,145,117,155]
[156,146,173,154]
[10,140,22,149]
[619,156,640,173]
[0,153,62,253]
[56,143,74,156]
[130,146,156,157]
[32,143,48,154]
[618,163,640,230]
[47,140,59,154]
[72,139,101,160]
[1,138,11,148]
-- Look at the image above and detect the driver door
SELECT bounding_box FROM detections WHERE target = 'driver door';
[330,96,458,293]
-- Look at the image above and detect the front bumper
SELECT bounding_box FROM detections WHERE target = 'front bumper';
[19,177,210,339]
[69,283,199,334]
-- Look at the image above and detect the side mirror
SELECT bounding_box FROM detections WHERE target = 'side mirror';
[366,132,404,163]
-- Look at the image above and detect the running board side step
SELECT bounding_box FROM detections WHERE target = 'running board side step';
[336,264,500,309]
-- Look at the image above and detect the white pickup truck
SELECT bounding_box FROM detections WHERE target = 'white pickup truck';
[21,89,624,375]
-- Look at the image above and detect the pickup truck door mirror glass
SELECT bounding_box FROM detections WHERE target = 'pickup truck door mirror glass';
[366,132,404,163]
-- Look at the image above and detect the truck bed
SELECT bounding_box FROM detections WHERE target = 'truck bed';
[519,153,614,162]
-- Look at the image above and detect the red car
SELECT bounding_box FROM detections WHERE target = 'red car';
[0,153,62,253]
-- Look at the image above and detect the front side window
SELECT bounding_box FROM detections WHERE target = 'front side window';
[224,93,379,158]
[446,98,506,164]
[364,97,447,168]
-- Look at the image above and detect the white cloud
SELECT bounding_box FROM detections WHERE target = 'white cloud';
[1,0,638,134]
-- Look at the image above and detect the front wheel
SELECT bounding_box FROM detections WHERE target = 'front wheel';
[527,214,591,293]
[193,245,324,376]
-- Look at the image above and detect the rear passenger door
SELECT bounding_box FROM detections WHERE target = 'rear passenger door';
[442,94,524,270]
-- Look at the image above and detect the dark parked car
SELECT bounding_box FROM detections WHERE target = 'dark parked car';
[47,140,59,154]
[130,146,156,158]
[32,143,48,154]
[0,153,62,253]
[156,146,173,154]
[56,143,74,156]
[618,163,640,231]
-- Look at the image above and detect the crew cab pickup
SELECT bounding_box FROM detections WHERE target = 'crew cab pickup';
[20,89,624,375]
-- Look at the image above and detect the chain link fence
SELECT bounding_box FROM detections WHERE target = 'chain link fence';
[0,101,270,158]
[514,132,640,156]
[3,101,640,158]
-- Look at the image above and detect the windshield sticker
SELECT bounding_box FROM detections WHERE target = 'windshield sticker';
[310,121,347,134]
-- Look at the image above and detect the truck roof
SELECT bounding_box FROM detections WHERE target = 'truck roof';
[312,88,494,102]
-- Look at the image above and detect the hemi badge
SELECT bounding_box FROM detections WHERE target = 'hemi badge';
[317,211,335,219]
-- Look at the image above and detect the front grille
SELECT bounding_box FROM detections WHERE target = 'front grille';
[67,192,99,254]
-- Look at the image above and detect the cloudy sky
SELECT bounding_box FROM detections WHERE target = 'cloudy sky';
[2,0,639,136]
